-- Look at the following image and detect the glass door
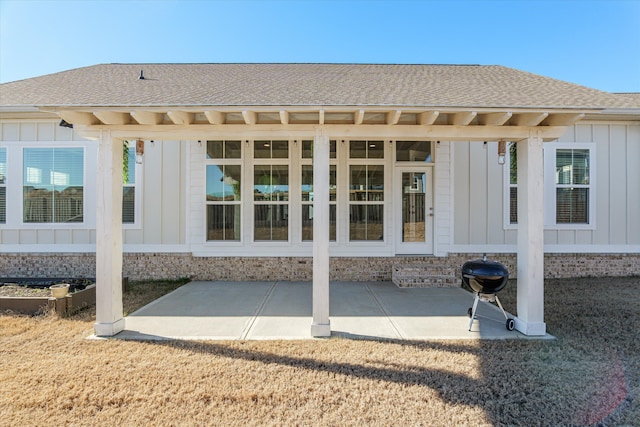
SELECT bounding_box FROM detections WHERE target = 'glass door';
[395,168,433,254]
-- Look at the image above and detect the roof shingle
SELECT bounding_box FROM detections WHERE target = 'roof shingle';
[1,63,638,110]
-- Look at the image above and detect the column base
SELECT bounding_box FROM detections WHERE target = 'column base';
[94,318,125,337]
[311,321,331,337]
[514,318,546,336]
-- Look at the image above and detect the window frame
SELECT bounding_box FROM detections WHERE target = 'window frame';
[544,142,596,230]
[205,140,244,243]
[122,141,143,228]
[348,140,386,242]
[300,140,338,243]
[21,145,86,226]
[504,141,596,230]
[251,140,291,243]
[0,147,6,224]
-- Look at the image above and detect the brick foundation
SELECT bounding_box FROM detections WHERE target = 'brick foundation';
[1,252,638,281]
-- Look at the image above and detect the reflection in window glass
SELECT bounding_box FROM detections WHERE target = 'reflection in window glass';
[255,140,288,159]
[555,149,590,224]
[207,165,242,201]
[350,165,384,201]
[301,165,337,241]
[350,140,384,159]
[302,140,337,159]
[301,165,337,202]
[207,140,241,159]
[302,205,336,241]
[0,148,5,223]
[254,205,288,241]
[206,154,242,241]
[350,205,384,241]
[207,205,241,241]
[556,149,589,185]
[23,147,84,223]
[123,144,136,223]
[254,165,288,201]
[395,141,432,162]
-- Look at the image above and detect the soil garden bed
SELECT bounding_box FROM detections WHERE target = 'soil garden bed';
[0,278,128,316]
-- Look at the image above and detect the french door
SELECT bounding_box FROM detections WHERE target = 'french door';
[394,168,433,254]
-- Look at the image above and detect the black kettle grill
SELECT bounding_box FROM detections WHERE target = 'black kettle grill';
[461,254,515,331]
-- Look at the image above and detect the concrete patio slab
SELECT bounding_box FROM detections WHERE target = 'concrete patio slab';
[117,281,553,341]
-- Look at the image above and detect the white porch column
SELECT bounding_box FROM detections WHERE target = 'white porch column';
[515,132,546,336]
[94,131,125,337]
[310,128,331,337]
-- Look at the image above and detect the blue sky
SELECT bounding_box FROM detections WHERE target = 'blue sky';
[1,0,639,92]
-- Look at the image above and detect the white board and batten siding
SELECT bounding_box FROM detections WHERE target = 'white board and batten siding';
[451,123,640,253]
[0,120,188,251]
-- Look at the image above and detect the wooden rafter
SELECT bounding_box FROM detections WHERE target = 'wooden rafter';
[511,112,548,127]
[93,111,130,125]
[542,113,585,126]
[418,111,439,125]
[59,111,99,126]
[204,111,225,125]
[167,111,195,125]
[242,110,257,125]
[478,112,512,126]
[386,110,402,125]
[131,111,164,125]
[279,110,289,125]
[450,111,477,126]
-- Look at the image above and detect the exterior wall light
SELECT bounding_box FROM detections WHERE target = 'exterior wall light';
[135,139,144,164]
[498,140,507,165]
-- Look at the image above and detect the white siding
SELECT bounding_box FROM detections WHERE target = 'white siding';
[452,123,640,252]
[434,141,452,255]
[0,120,187,250]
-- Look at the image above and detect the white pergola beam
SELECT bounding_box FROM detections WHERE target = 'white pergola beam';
[515,132,546,336]
[311,128,331,337]
[167,111,195,125]
[451,111,477,126]
[58,111,99,126]
[354,109,365,125]
[131,111,164,125]
[418,111,439,125]
[479,112,512,126]
[279,110,289,125]
[386,110,402,125]
[204,110,225,125]
[511,112,548,127]
[80,123,569,142]
[94,130,125,337]
[242,110,257,125]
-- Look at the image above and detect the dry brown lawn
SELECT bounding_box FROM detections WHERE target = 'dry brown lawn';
[1,277,638,426]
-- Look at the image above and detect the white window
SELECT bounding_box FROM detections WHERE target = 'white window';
[545,143,595,228]
[505,142,595,228]
[23,147,84,223]
[122,142,137,224]
[253,140,289,241]
[206,140,242,241]
[0,147,6,224]
[349,140,385,241]
[253,140,289,242]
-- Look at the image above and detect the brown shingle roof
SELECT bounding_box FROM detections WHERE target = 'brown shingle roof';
[1,63,638,109]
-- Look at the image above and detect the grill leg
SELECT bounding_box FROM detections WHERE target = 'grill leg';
[494,295,509,320]
[469,293,480,331]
